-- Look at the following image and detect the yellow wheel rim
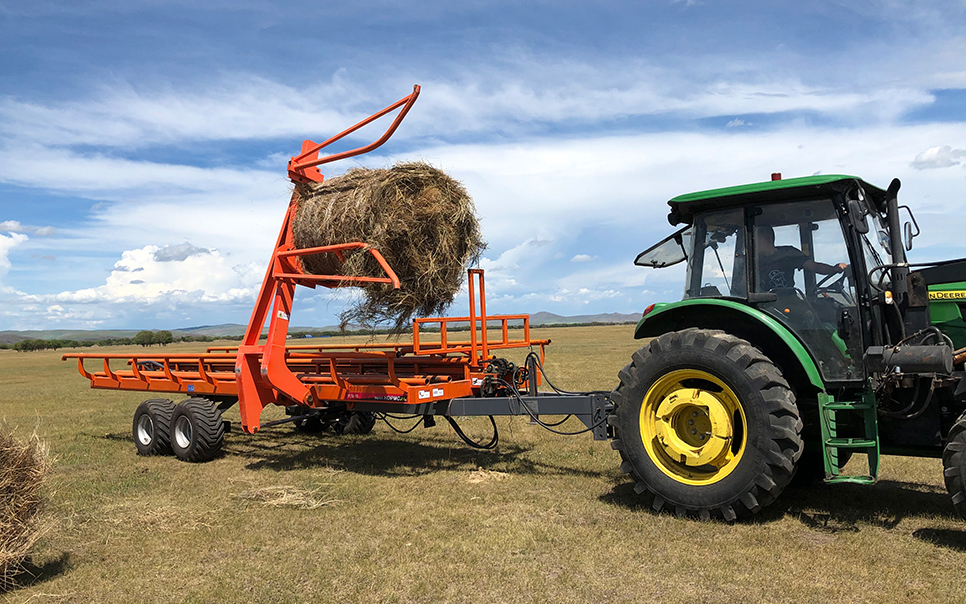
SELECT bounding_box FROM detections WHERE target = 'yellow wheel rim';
[640,369,747,485]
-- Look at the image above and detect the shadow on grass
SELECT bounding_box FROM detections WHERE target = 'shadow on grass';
[95,431,130,442]
[228,428,603,480]
[773,479,956,527]
[912,527,966,551]
[1,552,72,594]
[600,477,957,528]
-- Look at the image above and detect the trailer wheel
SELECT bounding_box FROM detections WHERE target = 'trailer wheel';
[170,398,226,463]
[611,328,803,521]
[942,411,966,520]
[132,398,176,456]
[333,411,376,435]
[294,415,324,433]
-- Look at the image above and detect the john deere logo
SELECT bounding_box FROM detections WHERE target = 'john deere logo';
[929,290,966,300]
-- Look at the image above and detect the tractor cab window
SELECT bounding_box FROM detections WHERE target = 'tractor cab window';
[753,199,863,382]
[862,228,891,289]
[635,226,692,269]
[685,208,747,299]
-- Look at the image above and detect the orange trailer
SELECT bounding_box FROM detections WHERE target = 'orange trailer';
[64,86,610,462]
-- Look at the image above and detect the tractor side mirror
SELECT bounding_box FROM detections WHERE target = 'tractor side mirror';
[847,198,869,234]
[899,205,920,252]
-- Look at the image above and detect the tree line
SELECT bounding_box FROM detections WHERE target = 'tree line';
[1,331,236,352]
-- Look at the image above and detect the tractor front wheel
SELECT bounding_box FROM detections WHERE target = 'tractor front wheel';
[942,411,966,520]
[611,328,803,520]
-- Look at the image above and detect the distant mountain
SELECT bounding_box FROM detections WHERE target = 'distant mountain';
[528,311,640,325]
[0,312,640,344]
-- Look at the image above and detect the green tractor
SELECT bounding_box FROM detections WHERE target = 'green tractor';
[614,173,966,521]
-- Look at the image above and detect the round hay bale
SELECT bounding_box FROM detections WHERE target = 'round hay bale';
[0,428,51,589]
[293,162,485,331]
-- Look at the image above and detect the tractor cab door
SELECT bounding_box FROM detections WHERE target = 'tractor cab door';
[752,199,864,382]
[683,208,747,299]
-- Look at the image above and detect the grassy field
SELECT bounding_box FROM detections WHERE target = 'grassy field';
[2,324,966,603]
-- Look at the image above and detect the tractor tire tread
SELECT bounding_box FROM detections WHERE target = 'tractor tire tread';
[942,412,966,520]
[611,327,803,521]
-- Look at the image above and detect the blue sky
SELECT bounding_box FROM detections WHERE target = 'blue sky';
[1,0,966,330]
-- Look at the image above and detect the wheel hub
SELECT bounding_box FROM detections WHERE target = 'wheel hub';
[640,369,747,485]
[136,415,154,446]
[654,389,733,467]
[174,415,192,450]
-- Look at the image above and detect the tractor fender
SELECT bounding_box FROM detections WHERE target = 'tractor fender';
[635,299,825,392]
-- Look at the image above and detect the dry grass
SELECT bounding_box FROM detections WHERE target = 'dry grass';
[1,327,966,603]
[293,162,485,331]
[0,428,51,590]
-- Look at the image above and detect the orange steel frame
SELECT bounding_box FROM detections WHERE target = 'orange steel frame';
[64,85,549,435]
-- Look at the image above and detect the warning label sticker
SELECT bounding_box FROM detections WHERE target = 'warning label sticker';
[432,388,444,397]
[418,390,430,400]
[929,290,966,300]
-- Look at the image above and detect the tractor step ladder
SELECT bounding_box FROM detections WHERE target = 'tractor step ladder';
[817,391,879,484]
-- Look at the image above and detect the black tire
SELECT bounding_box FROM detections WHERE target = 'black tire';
[294,415,324,433]
[332,411,376,435]
[611,328,803,521]
[170,398,226,463]
[942,411,966,520]
[132,398,176,456]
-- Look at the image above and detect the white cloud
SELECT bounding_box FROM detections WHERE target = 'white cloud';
[726,118,749,128]
[0,231,28,281]
[0,66,938,155]
[0,75,369,148]
[23,244,262,305]
[570,254,595,263]
[0,220,54,235]
[911,145,966,169]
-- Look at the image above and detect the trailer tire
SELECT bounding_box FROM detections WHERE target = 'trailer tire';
[170,398,226,463]
[133,398,176,456]
[611,328,803,521]
[333,411,376,435]
[942,411,966,520]
[294,415,324,433]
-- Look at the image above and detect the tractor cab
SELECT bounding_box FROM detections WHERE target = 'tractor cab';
[636,174,895,384]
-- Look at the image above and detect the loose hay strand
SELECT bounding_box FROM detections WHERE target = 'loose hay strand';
[0,428,52,590]
[235,486,339,510]
[292,162,486,332]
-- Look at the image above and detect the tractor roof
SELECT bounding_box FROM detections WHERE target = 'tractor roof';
[667,174,888,225]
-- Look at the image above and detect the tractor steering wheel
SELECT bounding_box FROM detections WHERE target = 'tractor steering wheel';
[816,268,852,304]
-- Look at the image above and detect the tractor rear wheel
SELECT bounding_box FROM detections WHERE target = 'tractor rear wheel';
[170,398,226,463]
[132,398,176,456]
[611,328,803,521]
[942,411,966,520]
